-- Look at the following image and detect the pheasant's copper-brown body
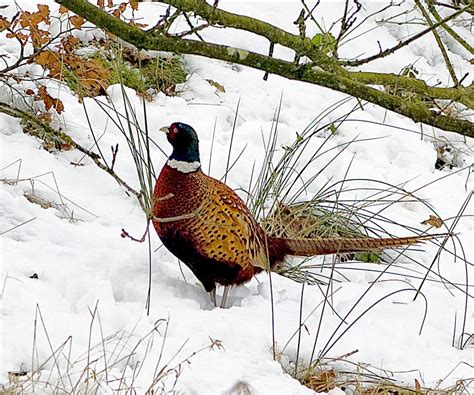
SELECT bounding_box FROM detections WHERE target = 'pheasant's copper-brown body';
[153,123,438,305]
[153,164,272,292]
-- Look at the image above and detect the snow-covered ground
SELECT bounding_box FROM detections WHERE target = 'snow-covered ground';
[1,1,473,393]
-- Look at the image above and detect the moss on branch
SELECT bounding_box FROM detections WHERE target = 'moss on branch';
[54,0,474,137]
[0,103,74,149]
[157,0,315,56]
[350,72,473,110]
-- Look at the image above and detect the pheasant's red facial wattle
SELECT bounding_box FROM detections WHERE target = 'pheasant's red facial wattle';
[167,124,179,142]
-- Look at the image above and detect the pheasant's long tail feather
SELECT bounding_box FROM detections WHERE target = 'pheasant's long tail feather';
[281,234,445,257]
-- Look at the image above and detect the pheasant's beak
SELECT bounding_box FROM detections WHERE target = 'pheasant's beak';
[159,126,170,134]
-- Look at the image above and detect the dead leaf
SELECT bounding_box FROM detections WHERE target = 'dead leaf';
[421,215,443,228]
[37,85,65,114]
[60,141,74,151]
[0,15,10,31]
[415,378,422,394]
[33,50,111,98]
[60,35,80,53]
[112,3,128,17]
[8,371,27,383]
[19,4,50,28]
[59,5,69,14]
[304,369,336,392]
[206,79,225,93]
[6,32,28,41]
[33,50,62,77]
[130,0,139,11]
[38,112,52,124]
[37,4,50,20]
[70,15,85,30]
[30,28,51,48]
[24,193,54,209]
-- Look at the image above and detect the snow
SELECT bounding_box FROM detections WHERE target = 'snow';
[1,1,473,393]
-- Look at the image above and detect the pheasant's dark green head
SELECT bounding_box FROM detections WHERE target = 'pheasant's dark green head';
[160,122,201,169]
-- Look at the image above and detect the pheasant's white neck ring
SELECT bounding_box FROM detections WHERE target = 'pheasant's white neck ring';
[167,159,201,173]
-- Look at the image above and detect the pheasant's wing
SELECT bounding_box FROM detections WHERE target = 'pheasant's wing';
[189,185,270,271]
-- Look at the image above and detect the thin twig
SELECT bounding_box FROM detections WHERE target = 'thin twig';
[335,0,362,55]
[427,0,473,54]
[110,144,119,171]
[415,0,458,84]
[301,0,324,33]
[0,217,36,235]
[293,9,305,64]
[179,12,208,41]
[75,143,144,210]
[342,5,470,67]
[263,42,274,81]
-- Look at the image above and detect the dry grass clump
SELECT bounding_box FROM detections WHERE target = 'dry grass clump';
[262,201,364,240]
[251,102,471,394]
[0,305,222,394]
[301,367,337,392]
[300,363,471,394]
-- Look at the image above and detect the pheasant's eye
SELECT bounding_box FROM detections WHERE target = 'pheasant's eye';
[168,124,179,142]
[170,124,179,134]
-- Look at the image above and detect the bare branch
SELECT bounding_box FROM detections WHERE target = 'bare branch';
[341,5,470,67]
[178,13,209,40]
[415,0,458,84]
[426,0,474,55]
[335,0,362,54]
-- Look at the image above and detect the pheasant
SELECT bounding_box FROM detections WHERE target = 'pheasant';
[152,122,439,307]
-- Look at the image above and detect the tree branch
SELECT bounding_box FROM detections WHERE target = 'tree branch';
[53,0,474,137]
[349,72,473,109]
[151,0,319,60]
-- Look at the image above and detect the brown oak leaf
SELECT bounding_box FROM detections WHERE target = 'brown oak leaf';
[421,215,443,228]
[70,15,85,30]
[37,85,65,114]
[206,79,226,93]
[0,16,10,31]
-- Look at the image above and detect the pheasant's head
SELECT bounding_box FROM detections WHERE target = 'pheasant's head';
[160,122,201,173]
